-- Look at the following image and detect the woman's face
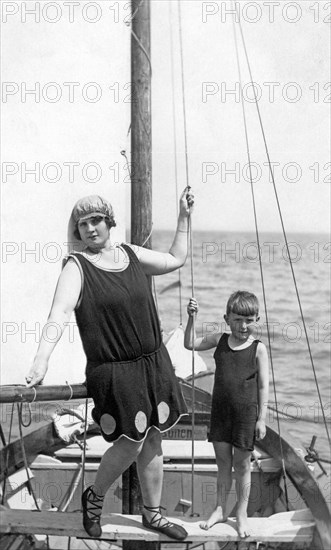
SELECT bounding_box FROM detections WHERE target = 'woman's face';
[77,215,110,248]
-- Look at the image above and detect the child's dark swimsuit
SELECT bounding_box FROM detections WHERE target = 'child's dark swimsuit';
[66,245,187,443]
[209,333,260,451]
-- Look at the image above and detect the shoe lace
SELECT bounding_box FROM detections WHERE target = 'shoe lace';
[143,505,175,529]
[85,487,104,521]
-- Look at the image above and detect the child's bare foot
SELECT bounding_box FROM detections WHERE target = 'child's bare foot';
[200,506,227,530]
[236,511,250,538]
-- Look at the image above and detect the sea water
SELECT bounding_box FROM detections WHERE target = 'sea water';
[1,231,330,474]
[154,230,331,469]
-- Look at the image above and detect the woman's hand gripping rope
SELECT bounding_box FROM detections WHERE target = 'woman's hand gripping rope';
[179,186,194,217]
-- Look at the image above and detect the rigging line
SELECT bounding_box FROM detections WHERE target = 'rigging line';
[235,6,330,448]
[267,404,331,424]
[188,213,197,517]
[152,276,160,318]
[178,0,197,516]
[127,0,144,26]
[0,424,6,446]
[81,398,89,505]
[169,0,183,325]
[121,149,132,183]
[17,403,41,511]
[18,402,33,428]
[177,0,190,190]
[131,29,152,75]
[1,403,14,505]
[141,224,153,247]
[232,8,290,508]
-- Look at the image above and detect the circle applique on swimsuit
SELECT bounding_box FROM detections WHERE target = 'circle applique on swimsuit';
[158,401,170,424]
[100,413,116,435]
[135,411,148,433]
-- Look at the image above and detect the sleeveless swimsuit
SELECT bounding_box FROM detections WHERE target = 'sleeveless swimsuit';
[209,333,260,451]
[66,245,187,442]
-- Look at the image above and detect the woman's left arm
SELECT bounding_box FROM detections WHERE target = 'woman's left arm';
[255,342,269,440]
[132,187,194,276]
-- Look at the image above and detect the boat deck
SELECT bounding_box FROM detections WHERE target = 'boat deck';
[53,437,280,472]
[0,509,315,544]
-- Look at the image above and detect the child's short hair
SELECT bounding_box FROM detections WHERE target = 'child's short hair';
[226,291,259,316]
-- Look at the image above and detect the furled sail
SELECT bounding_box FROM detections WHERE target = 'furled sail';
[165,325,207,379]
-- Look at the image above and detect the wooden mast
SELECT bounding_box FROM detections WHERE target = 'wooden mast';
[123,2,154,549]
[130,0,152,250]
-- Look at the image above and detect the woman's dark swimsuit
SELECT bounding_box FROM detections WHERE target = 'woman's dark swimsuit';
[209,333,260,451]
[67,245,187,442]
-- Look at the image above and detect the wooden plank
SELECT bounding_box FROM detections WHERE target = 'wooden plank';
[0,509,315,543]
[0,423,62,480]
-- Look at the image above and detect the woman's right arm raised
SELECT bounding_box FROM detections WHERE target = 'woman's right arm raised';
[25,259,82,387]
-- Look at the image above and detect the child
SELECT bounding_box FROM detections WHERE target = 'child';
[184,290,269,538]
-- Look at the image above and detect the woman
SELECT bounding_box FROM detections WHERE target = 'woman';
[26,188,194,541]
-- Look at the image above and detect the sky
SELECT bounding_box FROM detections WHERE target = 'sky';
[1,0,330,384]
[149,0,330,234]
[2,0,330,237]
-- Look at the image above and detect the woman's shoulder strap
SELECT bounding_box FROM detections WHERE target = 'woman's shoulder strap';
[62,251,83,268]
[62,253,84,309]
[121,243,139,262]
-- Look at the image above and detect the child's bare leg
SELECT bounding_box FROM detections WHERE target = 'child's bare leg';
[233,448,251,538]
[200,442,232,530]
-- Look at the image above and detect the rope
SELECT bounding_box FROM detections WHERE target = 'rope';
[125,0,144,27]
[141,224,153,247]
[131,29,152,75]
[80,398,89,505]
[267,404,331,424]
[231,4,290,508]
[121,149,132,190]
[188,214,197,516]
[234,4,330,450]
[1,403,14,505]
[0,424,6,446]
[152,276,160,319]
[178,0,190,190]
[60,464,83,512]
[169,0,183,325]
[17,403,42,513]
[177,0,198,517]
[65,381,74,401]
[16,387,37,428]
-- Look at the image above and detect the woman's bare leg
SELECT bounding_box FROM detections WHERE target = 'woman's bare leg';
[136,428,166,524]
[81,435,143,539]
[233,447,251,538]
[94,437,143,495]
[136,428,187,542]
[200,442,233,530]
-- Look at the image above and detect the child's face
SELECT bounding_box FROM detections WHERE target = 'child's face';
[224,312,259,342]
